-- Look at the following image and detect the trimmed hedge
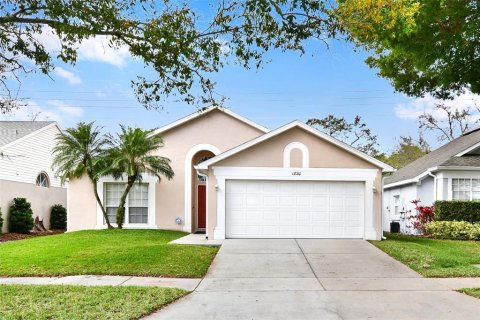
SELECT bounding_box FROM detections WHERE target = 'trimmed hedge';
[434,200,480,223]
[8,198,34,234]
[425,221,480,240]
[50,204,67,230]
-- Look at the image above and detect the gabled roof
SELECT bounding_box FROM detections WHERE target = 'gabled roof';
[0,121,56,148]
[152,106,269,135]
[385,128,480,187]
[198,120,395,172]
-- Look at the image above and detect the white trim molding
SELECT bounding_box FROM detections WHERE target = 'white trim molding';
[184,144,221,233]
[151,106,269,136]
[211,166,379,240]
[283,141,309,168]
[198,121,394,172]
[95,174,158,229]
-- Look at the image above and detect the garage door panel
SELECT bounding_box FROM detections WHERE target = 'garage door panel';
[226,180,364,239]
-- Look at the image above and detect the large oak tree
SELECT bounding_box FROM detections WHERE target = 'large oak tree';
[335,0,480,99]
[0,0,337,112]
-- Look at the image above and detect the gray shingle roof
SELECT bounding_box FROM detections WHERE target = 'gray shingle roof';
[0,121,55,147]
[385,128,480,185]
[439,155,480,167]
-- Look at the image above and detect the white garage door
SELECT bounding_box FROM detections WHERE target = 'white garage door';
[226,180,365,238]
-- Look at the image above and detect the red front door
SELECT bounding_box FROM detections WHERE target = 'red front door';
[197,185,206,229]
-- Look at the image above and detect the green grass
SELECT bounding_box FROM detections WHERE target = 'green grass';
[0,229,218,277]
[459,288,480,299]
[0,284,186,320]
[371,233,480,277]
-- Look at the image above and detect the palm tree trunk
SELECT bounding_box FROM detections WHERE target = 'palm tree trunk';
[116,177,135,229]
[92,180,113,229]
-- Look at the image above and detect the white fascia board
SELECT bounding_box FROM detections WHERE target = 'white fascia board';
[437,165,480,171]
[455,141,480,157]
[0,122,59,151]
[150,106,269,136]
[384,167,441,189]
[199,120,395,172]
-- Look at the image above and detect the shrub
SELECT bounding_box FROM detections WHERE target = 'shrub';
[406,200,434,234]
[425,221,480,240]
[50,204,67,230]
[434,200,480,223]
[8,198,34,234]
[0,208,3,234]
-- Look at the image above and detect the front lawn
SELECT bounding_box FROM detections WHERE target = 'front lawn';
[371,233,480,277]
[0,284,186,320]
[0,229,218,277]
[459,288,480,299]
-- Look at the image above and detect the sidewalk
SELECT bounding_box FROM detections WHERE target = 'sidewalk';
[0,275,201,291]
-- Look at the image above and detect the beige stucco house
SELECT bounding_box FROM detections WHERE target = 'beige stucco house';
[68,107,394,240]
[0,121,67,232]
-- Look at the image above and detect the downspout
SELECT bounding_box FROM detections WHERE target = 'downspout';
[381,176,386,240]
[427,171,437,202]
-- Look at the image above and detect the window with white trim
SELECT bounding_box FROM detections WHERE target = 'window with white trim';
[105,183,125,223]
[452,178,480,200]
[128,183,148,223]
[36,172,50,187]
[393,195,400,216]
[104,182,149,224]
[104,182,148,224]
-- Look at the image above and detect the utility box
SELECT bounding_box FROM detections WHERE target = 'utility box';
[390,221,400,233]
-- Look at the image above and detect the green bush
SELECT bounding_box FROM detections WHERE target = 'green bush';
[434,200,480,223]
[50,204,67,230]
[8,198,34,234]
[425,221,480,240]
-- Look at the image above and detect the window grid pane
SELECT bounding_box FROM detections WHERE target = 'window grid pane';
[105,183,126,224]
[128,183,148,224]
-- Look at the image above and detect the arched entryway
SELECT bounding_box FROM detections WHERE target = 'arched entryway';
[192,151,215,232]
[184,144,220,233]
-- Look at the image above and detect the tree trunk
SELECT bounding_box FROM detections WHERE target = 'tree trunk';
[92,180,113,229]
[116,177,135,229]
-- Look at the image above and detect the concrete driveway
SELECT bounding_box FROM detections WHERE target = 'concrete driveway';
[146,239,480,319]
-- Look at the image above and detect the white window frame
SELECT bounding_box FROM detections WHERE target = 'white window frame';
[393,195,400,218]
[96,174,157,229]
[35,172,50,188]
[450,178,480,201]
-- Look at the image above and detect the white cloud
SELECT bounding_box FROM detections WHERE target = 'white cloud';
[0,100,61,122]
[54,67,82,85]
[395,91,480,120]
[48,100,84,118]
[34,26,131,67]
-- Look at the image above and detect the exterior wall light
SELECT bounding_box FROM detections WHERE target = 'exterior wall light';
[175,217,182,225]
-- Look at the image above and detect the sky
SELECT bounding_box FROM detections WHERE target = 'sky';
[2,18,479,154]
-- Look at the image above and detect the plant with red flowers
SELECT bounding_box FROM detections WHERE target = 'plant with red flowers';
[407,200,435,234]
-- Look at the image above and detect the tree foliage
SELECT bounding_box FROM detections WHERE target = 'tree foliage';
[0,0,337,112]
[107,126,174,228]
[335,0,480,99]
[307,114,379,156]
[382,135,429,169]
[419,104,477,142]
[52,122,113,228]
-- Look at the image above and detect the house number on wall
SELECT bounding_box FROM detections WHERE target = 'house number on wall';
[292,171,301,176]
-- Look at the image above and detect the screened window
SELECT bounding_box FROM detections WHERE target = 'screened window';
[104,183,149,225]
[452,178,480,200]
[36,172,50,187]
[128,183,148,223]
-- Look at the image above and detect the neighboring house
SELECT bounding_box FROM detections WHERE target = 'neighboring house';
[0,121,67,232]
[384,128,480,233]
[68,107,394,240]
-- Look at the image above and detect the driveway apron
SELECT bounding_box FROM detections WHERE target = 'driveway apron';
[145,239,480,319]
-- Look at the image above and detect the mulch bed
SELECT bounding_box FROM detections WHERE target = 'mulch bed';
[0,230,65,243]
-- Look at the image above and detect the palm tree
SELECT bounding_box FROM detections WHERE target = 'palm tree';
[52,122,113,228]
[108,126,174,228]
